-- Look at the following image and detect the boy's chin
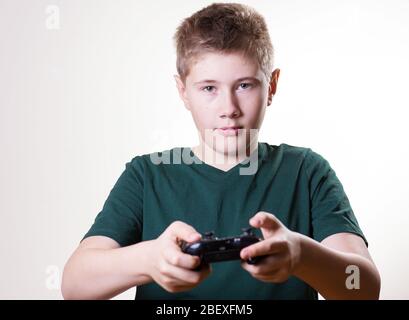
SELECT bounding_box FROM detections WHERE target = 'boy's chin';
[212,136,252,158]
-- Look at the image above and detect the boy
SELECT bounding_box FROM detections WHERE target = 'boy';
[62,3,380,299]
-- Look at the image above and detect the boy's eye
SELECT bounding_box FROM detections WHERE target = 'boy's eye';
[200,83,253,93]
[202,86,215,92]
[238,83,253,90]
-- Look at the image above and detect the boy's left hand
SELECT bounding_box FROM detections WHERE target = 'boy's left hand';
[240,211,302,283]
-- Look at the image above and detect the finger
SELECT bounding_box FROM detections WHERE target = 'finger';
[167,220,202,243]
[162,262,211,285]
[240,239,284,260]
[241,263,281,282]
[240,254,284,274]
[164,246,201,269]
[250,211,282,231]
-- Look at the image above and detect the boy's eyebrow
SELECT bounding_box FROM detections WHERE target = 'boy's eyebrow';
[193,77,261,85]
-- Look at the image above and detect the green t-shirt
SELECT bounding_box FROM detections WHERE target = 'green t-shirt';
[83,142,367,300]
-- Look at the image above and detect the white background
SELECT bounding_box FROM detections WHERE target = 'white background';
[0,0,408,299]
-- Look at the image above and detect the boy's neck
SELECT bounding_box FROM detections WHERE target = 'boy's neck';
[191,141,258,172]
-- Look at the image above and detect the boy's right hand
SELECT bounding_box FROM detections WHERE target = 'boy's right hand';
[147,221,211,293]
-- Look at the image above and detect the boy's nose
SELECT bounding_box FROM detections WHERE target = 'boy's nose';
[219,92,241,118]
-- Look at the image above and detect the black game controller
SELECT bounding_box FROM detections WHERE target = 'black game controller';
[180,227,265,266]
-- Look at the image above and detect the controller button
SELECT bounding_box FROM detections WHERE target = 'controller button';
[204,231,214,239]
[241,227,253,235]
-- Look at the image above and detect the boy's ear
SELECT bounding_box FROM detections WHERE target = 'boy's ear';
[267,68,280,106]
[174,74,191,110]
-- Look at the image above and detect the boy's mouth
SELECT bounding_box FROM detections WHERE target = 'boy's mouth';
[216,126,243,136]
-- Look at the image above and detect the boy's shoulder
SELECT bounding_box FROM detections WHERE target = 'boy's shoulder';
[125,146,189,170]
[273,142,311,157]
[264,142,323,164]
[262,143,331,180]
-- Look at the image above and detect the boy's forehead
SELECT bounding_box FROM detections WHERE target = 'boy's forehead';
[187,52,263,84]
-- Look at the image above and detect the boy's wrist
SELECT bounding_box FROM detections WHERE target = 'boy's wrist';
[129,240,155,285]
[291,232,313,279]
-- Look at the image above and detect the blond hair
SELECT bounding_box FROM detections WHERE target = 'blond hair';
[173,2,274,84]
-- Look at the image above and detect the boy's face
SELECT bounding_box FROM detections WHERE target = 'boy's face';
[175,51,280,158]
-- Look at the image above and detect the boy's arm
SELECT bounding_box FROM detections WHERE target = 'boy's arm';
[62,221,212,300]
[62,236,154,300]
[240,211,381,299]
[293,232,381,299]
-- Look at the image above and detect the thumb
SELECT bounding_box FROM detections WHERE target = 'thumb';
[166,220,202,243]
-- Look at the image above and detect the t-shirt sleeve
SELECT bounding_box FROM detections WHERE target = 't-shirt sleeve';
[82,156,144,247]
[304,149,368,247]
